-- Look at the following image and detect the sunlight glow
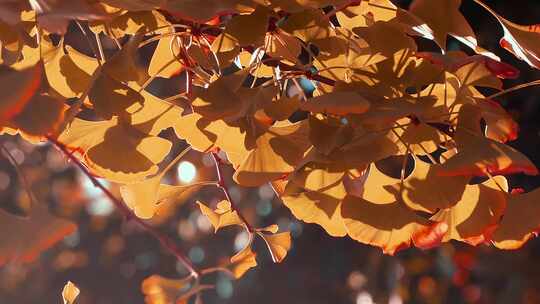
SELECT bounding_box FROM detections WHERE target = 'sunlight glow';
[177,161,196,183]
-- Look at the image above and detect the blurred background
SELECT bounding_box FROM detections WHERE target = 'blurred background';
[1,1,540,303]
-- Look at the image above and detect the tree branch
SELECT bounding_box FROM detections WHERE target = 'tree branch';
[46,136,200,278]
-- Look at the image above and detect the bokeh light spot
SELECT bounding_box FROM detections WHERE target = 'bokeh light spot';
[177,161,196,183]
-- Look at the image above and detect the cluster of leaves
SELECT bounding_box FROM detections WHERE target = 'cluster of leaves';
[2,0,540,303]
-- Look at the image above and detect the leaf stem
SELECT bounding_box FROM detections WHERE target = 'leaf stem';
[211,152,254,233]
[46,136,200,278]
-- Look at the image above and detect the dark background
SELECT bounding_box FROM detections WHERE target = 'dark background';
[2,1,540,303]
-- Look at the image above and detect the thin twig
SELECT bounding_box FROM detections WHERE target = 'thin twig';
[211,152,254,232]
[46,136,200,278]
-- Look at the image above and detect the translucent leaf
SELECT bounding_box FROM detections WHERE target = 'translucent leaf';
[57,118,172,183]
[279,180,348,237]
[148,36,183,78]
[300,91,370,115]
[197,200,243,232]
[492,188,540,249]
[62,281,80,304]
[141,274,192,304]
[409,0,478,50]
[341,195,446,255]
[229,245,257,278]
[475,0,540,69]
[259,231,292,263]
[234,121,311,187]
[431,176,508,245]
[398,160,470,213]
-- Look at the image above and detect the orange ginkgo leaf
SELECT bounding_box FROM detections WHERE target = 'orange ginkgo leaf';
[399,159,470,213]
[120,174,203,219]
[431,176,508,245]
[300,91,370,115]
[409,0,476,51]
[0,64,42,122]
[258,231,292,263]
[340,195,447,255]
[148,35,184,78]
[62,281,80,304]
[197,200,243,232]
[141,274,193,304]
[474,0,540,69]
[233,120,311,187]
[0,204,76,266]
[439,128,538,177]
[228,244,258,279]
[492,188,540,249]
[281,176,348,237]
[57,117,172,183]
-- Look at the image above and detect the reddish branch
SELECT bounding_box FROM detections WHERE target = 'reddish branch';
[46,136,200,278]
[211,152,254,232]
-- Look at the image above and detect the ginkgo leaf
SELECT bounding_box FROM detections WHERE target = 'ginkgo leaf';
[337,0,399,30]
[41,38,98,99]
[340,195,446,255]
[229,244,257,278]
[258,231,292,263]
[280,9,334,42]
[197,200,243,232]
[62,281,80,304]
[89,73,144,119]
[279,179,348,237]
[148,36,183,78]
[300,91,370,115]
[0,204,76,266]
[492,188,540,249]
[440,128,538,177]
[91,10,170,37]
[0,64,42,122]
[265,30,302,64]
[409,0,478,50]
[141,274,193,304]
[191,70,247,120]
[398,159,470,213]
[474,0,540,69]
[57,118,172,183]
[216,6,269,51]
[233,120,310,186]
[431,176,508,245]
[120,168,207,219]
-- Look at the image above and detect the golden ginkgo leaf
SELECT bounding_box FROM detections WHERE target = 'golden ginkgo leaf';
[57,118,172,183]
[234,120,311,187]
[265,30,302,64]
[258,231,292,263]
[91,10,170,37]
[398,159,470,213]
[280,179,348,237]
[148,35,183,78]
[474,0,540,69]
[141,274,192,304]
[89,73,144,119]
[197,200,243,232]
[492,188,540,249]
[300,91,370,115]
[280,9,334,42]
[229,244,258,279]
[431,176,508,245]
[409,0,477,51]
[62,281,80,304]
[440,128,538,177]
[0,64,42,122]
[337,0,399,30]
[340,195,446,255]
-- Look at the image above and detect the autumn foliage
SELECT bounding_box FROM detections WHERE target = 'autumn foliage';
[1,0,540,303]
